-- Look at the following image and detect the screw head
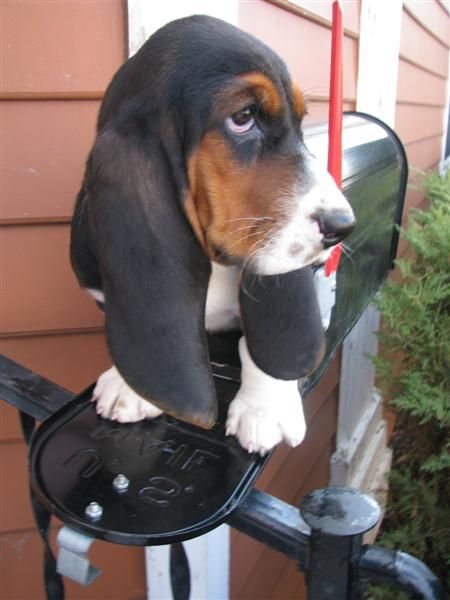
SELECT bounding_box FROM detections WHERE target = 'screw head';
[113,474,130,492]
[85,501,103,520]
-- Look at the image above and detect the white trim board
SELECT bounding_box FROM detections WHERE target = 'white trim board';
[146,526,229,600]
[356,0,403,127]
[127,7,237,599]
[128,0,238,56]
[332,0,403,490]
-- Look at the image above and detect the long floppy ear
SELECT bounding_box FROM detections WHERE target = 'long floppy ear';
[239,268,325,380]
[82,128,217,429]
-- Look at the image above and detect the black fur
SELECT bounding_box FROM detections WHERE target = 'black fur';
[240,269,325,380]
[70,15,324,428]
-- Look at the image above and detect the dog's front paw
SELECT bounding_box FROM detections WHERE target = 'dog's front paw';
[225,337,307,455]
[92,366,163,422]
[225,388,306,455]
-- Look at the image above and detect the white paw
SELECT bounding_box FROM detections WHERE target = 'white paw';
[92,366,163,423]
[225,337,306,455]
[225,387,306,455]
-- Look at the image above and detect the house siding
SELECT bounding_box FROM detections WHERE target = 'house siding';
[0,2,147,598]
[395,0,450,233]
[1,1,449,599]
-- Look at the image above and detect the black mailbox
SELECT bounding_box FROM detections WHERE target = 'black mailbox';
[3,110,443,600]
[305,112,407,390]
[28,113,408,545]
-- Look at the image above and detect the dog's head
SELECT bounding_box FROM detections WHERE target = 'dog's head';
[71,15,354,427]
[184,63,355,276]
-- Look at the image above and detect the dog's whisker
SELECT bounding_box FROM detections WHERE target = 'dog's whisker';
[240,237,268,301]
[242,235,270,274]
[202,216,274,234]
[225,230,264,252]
[241,281,261,303]
[340,242,354,263]
[242,239,262,272]
[227,216,276,237]
[229,224,264,235]
[212,232,264,263]
[301,85,327,97]
[225,216,275,223]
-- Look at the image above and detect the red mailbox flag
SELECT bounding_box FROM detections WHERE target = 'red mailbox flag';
[325,0,343,278]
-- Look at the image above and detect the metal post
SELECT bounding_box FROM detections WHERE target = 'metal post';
[299,487,381,600]
[357,545,446,599]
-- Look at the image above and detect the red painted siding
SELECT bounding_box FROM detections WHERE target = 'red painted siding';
[0,2,147,598]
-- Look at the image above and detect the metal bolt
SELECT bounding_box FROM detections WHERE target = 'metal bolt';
[85,502,103,520]
[113,473,130,492]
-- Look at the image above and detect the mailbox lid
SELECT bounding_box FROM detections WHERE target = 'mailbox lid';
[303,112,408,390]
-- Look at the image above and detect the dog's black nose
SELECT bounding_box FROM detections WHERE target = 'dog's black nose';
[319,212,356,248]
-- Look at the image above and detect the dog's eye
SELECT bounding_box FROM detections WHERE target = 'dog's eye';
[225,106,256,134]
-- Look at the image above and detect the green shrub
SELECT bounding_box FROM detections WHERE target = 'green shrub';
[369,169,450,597]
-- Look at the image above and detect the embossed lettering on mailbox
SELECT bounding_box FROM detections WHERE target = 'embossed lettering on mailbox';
[63,448,102,478]
[139,476,182,507]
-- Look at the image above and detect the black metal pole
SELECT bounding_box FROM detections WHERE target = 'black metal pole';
[229,488,310,568]
[357,545,446,599]
[299,487,381,600]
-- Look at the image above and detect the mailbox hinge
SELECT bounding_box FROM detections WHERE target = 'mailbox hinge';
[56,526,101,586]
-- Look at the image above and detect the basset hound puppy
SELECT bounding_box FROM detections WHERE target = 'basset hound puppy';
[70,15,355,455]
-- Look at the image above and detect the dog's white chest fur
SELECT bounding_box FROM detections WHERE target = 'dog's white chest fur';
[205,263,241,332]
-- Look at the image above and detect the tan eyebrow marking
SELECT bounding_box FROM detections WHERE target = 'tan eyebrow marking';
[292,83,306,119]
[239,72,282,115]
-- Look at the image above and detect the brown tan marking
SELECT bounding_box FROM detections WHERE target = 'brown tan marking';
[239,72,282,116]
[184,192,209,251]
[187,130,297,263]
[210,71,283,119]
[292,84,306,119]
